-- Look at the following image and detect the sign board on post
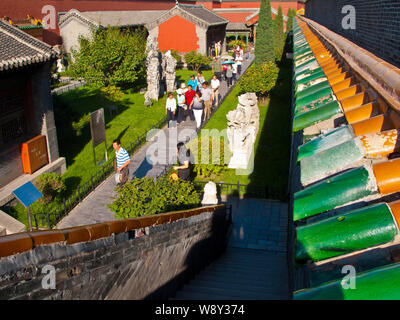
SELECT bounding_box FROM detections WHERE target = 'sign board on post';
[12,181,42,231]
[89,108,108,165]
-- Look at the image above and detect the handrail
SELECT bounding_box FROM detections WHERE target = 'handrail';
[0,204,227,258]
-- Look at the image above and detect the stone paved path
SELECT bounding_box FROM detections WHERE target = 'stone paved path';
[56,55,254,229]
[174,198,290,300]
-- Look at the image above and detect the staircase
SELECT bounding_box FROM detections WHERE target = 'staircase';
[173,198,290,300]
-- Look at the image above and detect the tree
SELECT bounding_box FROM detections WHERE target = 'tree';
[254,0,275,65]
[184,51,212,72]
[69,27,147,88]
[238,61,279,98]
[274,6,285,61]
[286,8,296,33]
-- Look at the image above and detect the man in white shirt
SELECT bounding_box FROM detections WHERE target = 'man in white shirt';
[165,92,176,128]
[232,62,238,82]
[211,75,220,107]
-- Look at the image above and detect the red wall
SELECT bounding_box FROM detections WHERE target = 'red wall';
[157,15,199,53]
[0,0,184,45]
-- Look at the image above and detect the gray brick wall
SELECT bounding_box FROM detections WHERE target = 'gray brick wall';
[0,209,228,300]
[305,0,400,68]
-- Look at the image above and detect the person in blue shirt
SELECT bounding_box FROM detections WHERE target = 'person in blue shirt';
[187,75,198,92]
[113,139,131,185]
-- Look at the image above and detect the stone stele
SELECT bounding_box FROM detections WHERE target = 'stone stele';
[145,36,162,103]
[163,50,177,93]
[226,92,259,169]
[201,181,218,205]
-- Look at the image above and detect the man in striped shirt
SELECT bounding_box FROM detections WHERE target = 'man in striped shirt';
[113,139,131,185]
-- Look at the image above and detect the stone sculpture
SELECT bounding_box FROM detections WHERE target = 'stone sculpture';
[144,37,162,102]
[201,181,218,205]
[163,50,177,92]
[226,92,259,169]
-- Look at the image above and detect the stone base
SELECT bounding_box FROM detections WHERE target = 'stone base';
[0,157,66,207]
[228,151,252,170]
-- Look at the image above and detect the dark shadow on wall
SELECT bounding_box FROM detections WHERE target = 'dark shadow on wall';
[143,208,230,300]
[245,42,293,201]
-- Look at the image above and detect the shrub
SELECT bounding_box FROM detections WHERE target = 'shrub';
[184,51,212,71]
[190,137,230,178]
[228,40,247,52]
[108,176,200,219]
[69,27,147,88]
[101,85,124,102]
[238,61,279,97]
[36,173,66,204]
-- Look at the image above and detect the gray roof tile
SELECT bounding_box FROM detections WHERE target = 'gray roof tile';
[0,19,57,72]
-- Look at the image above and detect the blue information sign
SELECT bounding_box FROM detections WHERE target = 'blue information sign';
[13,181,42,208]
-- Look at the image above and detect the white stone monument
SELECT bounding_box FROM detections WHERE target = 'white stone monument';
[226,92,259,169]
[201,181,218,205]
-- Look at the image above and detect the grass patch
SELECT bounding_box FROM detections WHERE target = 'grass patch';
[11,69,209,228]
[194,58,292,200]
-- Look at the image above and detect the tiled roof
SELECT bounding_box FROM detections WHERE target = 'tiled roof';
[226,22,250,31]
[178,4,228,26]
[59,9,168,28]
[0,19,57,72]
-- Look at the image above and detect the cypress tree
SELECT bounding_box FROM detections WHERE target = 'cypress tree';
[254,0,275,65]
[274,5,285,60]
[286,8,293,33]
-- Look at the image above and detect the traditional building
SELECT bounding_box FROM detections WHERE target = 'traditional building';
[146,3,229,55]
[0,20,66,206]
[58,9,168,54]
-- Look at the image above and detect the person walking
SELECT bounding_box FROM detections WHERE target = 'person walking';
[176,88,186,124]
[196,71,205,87]
[191,91,204,129]
[226,64,233,87]
[165,92,176,128]
[211,74,220,107]
[236,55,243,76]
[112,139,131,185]
[188,74,198,92]
[246,44,251,60]
[200,81,213,122]
[232,61,238,83]
[183,84,196,122]
[211,57,222,80]
[222,60,228,81]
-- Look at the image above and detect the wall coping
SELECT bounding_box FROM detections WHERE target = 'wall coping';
[301,16,400,114]
[0,204,226,258]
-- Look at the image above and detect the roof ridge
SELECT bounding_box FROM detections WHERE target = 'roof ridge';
[0,21,47,57]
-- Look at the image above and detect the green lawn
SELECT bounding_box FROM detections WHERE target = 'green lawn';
[11,69,209,228]
[194,58,292,200]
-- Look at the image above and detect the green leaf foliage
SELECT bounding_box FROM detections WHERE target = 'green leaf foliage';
[36,173,66,204]
[190,137,230,178]
[184,51,212,72]
[274,6,285,61]
[228,40,247,52]
[254,0,275,65]
[69,27,147,89]
[238,61,279,97]
[108,176,200,219]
